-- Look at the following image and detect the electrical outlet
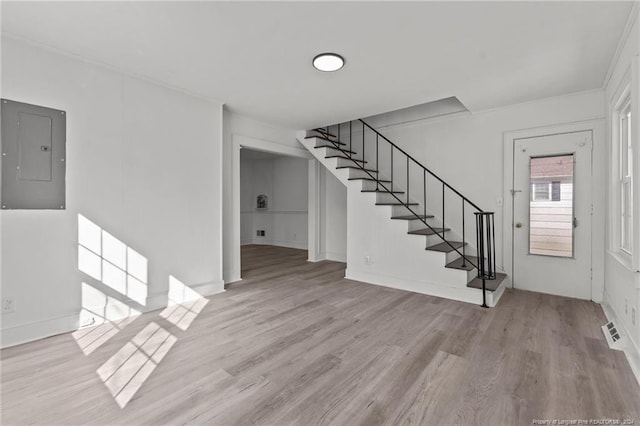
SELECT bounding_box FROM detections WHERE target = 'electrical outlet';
[364,255,370,265]
[632,307,637,326]
[80,316,96,328]
[625,298,629,315]
[2,297,15,313]
[496,197,503,207]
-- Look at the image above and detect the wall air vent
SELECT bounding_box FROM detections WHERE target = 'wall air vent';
[602,321,624,351]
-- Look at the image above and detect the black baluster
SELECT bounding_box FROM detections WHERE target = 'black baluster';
[406,158,410,205]
[349,121,352,158]
[423,170,427,219]
[461,200,466,268]
[442,183,445,239]
[376,134,379,191]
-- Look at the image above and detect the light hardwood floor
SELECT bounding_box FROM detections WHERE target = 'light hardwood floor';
[2,245,640,425]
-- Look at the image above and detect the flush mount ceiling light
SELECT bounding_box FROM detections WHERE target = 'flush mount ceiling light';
[313,53,345,72]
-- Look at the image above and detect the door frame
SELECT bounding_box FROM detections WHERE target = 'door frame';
[502,119,606,302]
[229,133,316,284]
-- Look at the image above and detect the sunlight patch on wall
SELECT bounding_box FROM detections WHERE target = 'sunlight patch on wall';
[73,283,140,355]
[78,214,148,305]
[96,322,176,408]
[159,276,208,331]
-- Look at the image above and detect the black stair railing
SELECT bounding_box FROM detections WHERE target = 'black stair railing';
[309,119,497,306]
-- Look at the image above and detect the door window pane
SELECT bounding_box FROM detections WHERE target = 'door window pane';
[529,155,574,257]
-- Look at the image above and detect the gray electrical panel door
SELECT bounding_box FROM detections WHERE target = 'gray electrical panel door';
[1,99,66,209]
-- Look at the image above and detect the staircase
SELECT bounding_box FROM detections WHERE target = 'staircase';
[297,120,507,307]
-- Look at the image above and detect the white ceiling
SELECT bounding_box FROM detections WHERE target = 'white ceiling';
[1,1,633,130]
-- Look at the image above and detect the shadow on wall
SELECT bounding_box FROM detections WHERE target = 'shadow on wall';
[73,214,209,408]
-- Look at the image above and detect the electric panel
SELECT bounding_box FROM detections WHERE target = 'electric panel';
[1,99,66,209]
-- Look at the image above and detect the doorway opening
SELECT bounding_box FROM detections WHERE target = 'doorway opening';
[240,148,309,252]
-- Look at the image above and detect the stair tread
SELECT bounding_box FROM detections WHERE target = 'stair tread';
[348,177,391,182]
[408,227,450,236]
[426,241,467,253]
[445,256,478,271]
[308,135,347,146]
[466,273,507,292]
[336,165,378,173]
[314,145,357,155]
[391,214,434,220]
[376,202,419,206]
[311,129,337,138]
[361,190,405,194]
[326,155,367,163]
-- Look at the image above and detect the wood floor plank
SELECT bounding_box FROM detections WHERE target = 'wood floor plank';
[2,244,640,425]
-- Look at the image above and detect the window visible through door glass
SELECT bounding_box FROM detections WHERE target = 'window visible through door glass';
[529,155,574,257]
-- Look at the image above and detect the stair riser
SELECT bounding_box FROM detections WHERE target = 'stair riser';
[445,249,478,264]
[376,192,419,205]
[391,204,429,217]
[335,157,366,168]
[349,168,382,180]
[407,218,438,232]
[319,146,356,156]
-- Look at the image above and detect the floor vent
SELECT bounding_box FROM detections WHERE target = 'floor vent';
[602,321,625,351]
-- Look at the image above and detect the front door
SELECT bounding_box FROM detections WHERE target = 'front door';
[512,131,592,299]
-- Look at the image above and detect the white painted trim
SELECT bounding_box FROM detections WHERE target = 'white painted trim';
[231,134,318,280]
[308,159,322,262]
[345,268,503,307]
[311,251,347,263]
[2,33,225,107]
[245,239,308,250]
[502,118,606,302]
[602,1,640,90]
[1,313,78,349]
[1,280,226,349]
[602,292,640,386]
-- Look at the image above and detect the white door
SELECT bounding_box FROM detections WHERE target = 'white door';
[512,131,592,299]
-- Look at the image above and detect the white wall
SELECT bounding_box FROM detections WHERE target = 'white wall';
[319,167,347,262]
[0,38,224,347]
[603,5,640,370]
[240,154,309,249]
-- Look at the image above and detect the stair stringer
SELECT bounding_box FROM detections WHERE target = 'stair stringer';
[298,133,505,306]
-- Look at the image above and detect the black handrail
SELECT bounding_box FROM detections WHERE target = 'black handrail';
[310,122,480,270]
[309,119,497,306]
[358,120,483,212]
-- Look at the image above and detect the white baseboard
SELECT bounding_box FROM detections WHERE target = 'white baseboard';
[601,292,640,386]
[249,239,307,250]
[1,313,78,349]
[310,251,347,263]
[345,268,496,306]
[193,279,225,297]
[1,279,226,350]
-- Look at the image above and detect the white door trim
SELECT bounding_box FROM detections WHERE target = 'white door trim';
[230,134,316,283]
[502,119,606,302]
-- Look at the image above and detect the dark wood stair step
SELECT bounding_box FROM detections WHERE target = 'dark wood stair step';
[376,202,419,206]
[445,256,478,271]
[426,241,467,253]
[326,155,367,164]
[348,177,392,183]
[336,165,378,173]
[466,273,507,292]
[361,189,405,194]
[308,135,346,146]
[311,128,337,138]
[408,227,449,236]
[314,145,357,155]
[391,214,434,220]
